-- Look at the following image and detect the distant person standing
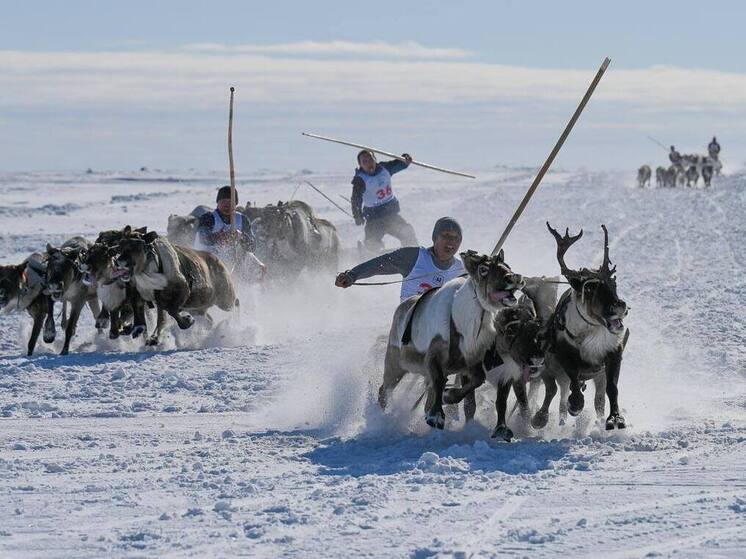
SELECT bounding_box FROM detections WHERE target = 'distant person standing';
[351,150,418,252]
[669,145,682,168]
[708,136,722,176]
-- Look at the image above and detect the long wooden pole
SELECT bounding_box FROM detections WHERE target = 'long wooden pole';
[228,86,236,232]
[303,181,353,218]
[491,57,611,256]
[301,132,476,179]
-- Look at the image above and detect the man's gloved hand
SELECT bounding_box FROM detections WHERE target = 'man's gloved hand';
[354,215,365,226]
[335,271,354,288]
[401,153,413,165]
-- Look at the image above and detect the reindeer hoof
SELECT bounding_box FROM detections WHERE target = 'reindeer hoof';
[131,325,146,339]
[60,348,69,356]
[492,424,513,442]
[145,336,159,346]
[531,409,549,429]
[568,392,585,416]
[425,410,446,430]
[605,414,626,430]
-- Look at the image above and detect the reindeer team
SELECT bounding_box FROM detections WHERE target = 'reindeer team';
[638,137,722,188]
[2,148,640,441]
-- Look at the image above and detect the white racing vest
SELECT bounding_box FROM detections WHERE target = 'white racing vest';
[194,210,243,262]
[359,167,395,209]
[400,248,465,301]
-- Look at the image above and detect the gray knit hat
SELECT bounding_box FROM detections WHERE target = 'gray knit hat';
[432,217,462,242]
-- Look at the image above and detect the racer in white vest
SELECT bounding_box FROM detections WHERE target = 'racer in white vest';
[351,150,418,252]
[194,186,256,265]
[335,217,464,301]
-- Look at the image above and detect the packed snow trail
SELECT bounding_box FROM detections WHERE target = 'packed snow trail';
[0,167,744,557]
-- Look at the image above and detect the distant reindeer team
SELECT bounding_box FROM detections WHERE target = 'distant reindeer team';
[0,199,339,356]
[638,137,722,189]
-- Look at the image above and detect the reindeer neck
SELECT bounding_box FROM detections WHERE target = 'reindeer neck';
[452,278,497,365]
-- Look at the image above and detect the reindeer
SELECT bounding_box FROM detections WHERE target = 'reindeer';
[637,165,651,188]
[702,163,714,187]
[44,238,102,355]
[166,205,211,247]
[0,254,58,356]
[252,200,339,280]
[114,230,237,346]
[655,166,666,187]
[379,250,524,429]
[532,224,629,431]
[78,228,149,340]
[685,165,699,187]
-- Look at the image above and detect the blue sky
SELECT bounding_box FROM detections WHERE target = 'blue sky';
[1,1,744,172]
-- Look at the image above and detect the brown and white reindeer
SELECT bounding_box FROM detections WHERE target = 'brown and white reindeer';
[532,223,629,431]
[0,254,57,355]
[44,237,102,355]
[78,228,149,340]
[379,249,525,429]
[479,276,559,441]
[114,229,237,346]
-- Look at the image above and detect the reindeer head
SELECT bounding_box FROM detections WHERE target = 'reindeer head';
[547,222,628,333]
[495,302,546,378]
[115,226,158,278]
[45,243,85,301]
[0,263,26,308]
[462,249,525,311]
[261,202,294,241]
[78,242,113,286]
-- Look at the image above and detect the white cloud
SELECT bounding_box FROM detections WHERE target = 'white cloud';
[179,40,473,60]
[1,47,746,115]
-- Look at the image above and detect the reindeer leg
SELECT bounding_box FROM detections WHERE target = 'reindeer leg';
[109,308,121,339]
[130,295,147,338]
[146,306,166,346]
[423,348,447,430]
[379,344,407,409]
[96,307,110,331]
[88,298,101,333]
[604,347,626,430]
[27,300,46,356]
[558,376,570,425]
[512,380,530,421]
[532,375,557,429]
[166,306,194,330]
[443,364,485,405]
[566,370,585,416]
[492,381,513,441]
[594,373,607,422]
[60,300,83,355]
[42,296,56,343]
[462,376,477,423]
[60,301,68,331]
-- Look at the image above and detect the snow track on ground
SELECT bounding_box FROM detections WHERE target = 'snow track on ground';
[0,168,744,557]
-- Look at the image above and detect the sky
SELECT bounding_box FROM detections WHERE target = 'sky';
[1,0,745,173]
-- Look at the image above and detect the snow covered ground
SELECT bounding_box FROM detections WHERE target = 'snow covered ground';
[0,165,744,558]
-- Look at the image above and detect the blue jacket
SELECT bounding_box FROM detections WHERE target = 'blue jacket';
[351,159,409,221]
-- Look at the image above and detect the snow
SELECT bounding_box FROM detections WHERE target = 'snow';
[0,166,745,557]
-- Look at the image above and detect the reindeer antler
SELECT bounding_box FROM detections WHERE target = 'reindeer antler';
[546,222,583,280]
[600,224,617,277]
